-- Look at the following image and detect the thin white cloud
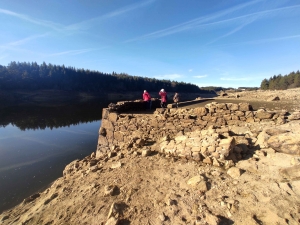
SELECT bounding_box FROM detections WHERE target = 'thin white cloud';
[9,33,49,46]
[206,17,257,45]
[188,69,193,72]
[193,75,208,78]
[213,34,300,48]
[125,1,300,43]
[125,0,263,42]
[45,48,104,57]
[0,0,156,34]
[67,0,156,31]
[0,55,8,60]
[0,8,63,31]
[103,0,155,19]
[155,74,183,80]
[0,44,43,55]
[206,4,300,45]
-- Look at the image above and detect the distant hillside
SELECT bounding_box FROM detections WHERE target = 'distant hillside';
[201,86,258,92]
[0,62,213,94]
[260,70,300,90]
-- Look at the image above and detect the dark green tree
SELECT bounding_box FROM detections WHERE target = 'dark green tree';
[260,79,269,90]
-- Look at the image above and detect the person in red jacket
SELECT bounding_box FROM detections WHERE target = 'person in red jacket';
[159,89,167,108]
[143,90,152,109]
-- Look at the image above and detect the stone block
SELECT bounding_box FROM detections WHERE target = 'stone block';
[239,116,246,121]
[226,120,240,126]
[102,108,110,119]
[245,111,254,118]
[108,112,118,123]
[227,103,239,111]
[203,157,212,164]
[191,146,201,152]
[98,135,108,146]
[239,103,252,111]
[216,103,228,110]
[219,137,235,157]
[195,120,208,126]
[246,117,255,123]
[223,115,232,121]
[102,119,114,131]
[255,111,274,119]
[106,130,114,140]
[235,111,245,117]
[231,115,239,120]
[216,118,226,126]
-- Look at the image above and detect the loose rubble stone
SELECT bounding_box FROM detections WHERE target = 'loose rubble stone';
[142,149,151,157]
[236,160,258,173]
[1,215,9,221]
[198,181,208,193]
[90,159,97,166]
[227,167,242,179]
[203,157,212,164]
[23,193,40,204]
[158,213,166,221]
[279,164,300,180]
[89,165,98,172]
[205,213,220,225]
[111,162,122,169]
[105,217,118,225]
[104,185,118,196]
[187,175,205,186]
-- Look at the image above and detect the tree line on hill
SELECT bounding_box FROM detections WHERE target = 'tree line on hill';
[260,70,300,90]
[201,86,258,92]
[0,61,213,94]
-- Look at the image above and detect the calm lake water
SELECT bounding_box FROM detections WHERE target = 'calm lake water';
[0,100,107,213]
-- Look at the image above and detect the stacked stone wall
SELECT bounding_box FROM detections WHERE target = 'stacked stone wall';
[96,102,290,166]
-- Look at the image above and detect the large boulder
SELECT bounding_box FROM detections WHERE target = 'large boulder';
[279,164,300,180]
[267,133,300,155]
[267,96,280,101]
[255,110,275,119]
[288,111,300,120]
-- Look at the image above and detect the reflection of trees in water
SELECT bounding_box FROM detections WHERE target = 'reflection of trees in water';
[0,101,108,130]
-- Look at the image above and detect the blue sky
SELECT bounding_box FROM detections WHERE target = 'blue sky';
[0,0,300,88]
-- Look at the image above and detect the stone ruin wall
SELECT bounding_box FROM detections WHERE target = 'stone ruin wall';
[96,101,291,167]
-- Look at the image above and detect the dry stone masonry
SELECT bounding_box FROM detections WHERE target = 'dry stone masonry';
[96,101,297,166]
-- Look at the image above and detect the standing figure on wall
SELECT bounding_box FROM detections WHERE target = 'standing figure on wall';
[143,90,152,110]
[173,92,180,108]
[159,89,167,108]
